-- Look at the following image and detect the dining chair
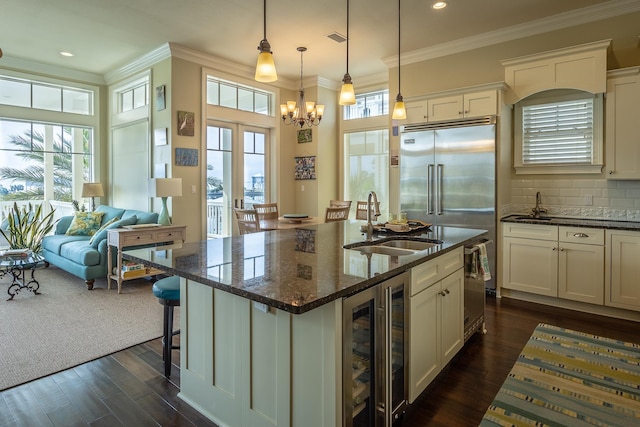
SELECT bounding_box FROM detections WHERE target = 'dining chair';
[355,200,381,220]
[329,200,352,209]
[234,209,261,234]
[325,206,350,222]
[253,202,279,220]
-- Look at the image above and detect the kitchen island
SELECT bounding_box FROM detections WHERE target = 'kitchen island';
[124,220,487,427]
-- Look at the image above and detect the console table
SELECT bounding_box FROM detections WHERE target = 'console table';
[107,225,186,293]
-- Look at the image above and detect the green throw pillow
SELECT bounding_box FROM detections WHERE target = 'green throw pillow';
[89,215,137,248]
[88,216,120,246]
[65,211,105,236]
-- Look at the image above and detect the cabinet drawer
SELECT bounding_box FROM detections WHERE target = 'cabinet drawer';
[559,227,603,245]
[121,232,155,246]
[410,247,463,296]
[156,230,185,241]
[502,223,558,240]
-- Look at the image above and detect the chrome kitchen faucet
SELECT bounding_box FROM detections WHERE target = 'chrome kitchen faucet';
[531,191,548,218]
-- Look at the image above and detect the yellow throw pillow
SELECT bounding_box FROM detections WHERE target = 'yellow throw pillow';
[66,211,105,236]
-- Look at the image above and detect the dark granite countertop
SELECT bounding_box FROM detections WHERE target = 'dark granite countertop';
[123,221,487,314]
[501,214,640,231]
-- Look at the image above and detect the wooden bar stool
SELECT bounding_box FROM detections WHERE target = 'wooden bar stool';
[152,275,180,378]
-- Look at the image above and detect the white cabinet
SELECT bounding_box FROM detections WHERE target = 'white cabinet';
[408,247,463,403]
[502,223,604,303]
[405,90,497,124]
[502,223,558,296]
[605,67,640,180]
[606,229,640,311]
[558,227,604,305]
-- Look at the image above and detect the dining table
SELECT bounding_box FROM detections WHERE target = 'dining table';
[260,215,324,230]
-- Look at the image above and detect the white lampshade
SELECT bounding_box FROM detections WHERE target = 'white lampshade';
[81,182,104,197]
[149,178,182,198]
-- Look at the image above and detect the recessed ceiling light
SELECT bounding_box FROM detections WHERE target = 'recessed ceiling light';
[59,51,74,57]
[432,1,447,10]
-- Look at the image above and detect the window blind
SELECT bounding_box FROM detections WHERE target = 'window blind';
[522,98,593,164]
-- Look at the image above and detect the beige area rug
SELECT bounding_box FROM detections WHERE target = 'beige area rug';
[0,265,177,391]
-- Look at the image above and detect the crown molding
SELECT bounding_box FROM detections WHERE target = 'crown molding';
[382,0,640,68]
[0,56,105,85]
[104,43,171,85]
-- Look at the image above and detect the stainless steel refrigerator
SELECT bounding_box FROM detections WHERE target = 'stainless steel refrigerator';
[400,116,496,289]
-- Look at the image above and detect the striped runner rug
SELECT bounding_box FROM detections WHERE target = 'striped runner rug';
[481,323,640,427]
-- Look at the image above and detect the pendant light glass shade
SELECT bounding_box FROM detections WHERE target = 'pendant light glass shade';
[339,0,356,106]
[339,77,356,105]
[255,45,277,82]
[392,94,407,120]
[392,0,406,120]
[254,0,277,82]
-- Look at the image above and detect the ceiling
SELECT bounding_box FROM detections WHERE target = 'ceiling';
[0,0,632,85]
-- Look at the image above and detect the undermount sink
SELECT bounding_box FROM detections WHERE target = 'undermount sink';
[356,246,417,256]
[378,239,441,251]
[344,238,443,257]
[512,215,552,221]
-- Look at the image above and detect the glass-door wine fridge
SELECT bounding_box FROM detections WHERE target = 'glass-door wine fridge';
[343,272,408,427]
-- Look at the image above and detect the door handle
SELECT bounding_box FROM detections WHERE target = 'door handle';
[436,164,443,215]
[427,164,434,215]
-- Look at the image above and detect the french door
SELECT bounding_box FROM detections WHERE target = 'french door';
[206,121,268,237]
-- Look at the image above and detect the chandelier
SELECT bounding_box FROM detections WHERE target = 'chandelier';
[280,47,324,128]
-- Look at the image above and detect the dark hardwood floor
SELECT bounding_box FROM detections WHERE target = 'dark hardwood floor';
[1,296,638,427]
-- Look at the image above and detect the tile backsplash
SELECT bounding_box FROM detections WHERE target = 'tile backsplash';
[504,177,640,222]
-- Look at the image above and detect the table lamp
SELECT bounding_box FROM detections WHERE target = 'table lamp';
[149,178,182,225]
[82,182,104,212]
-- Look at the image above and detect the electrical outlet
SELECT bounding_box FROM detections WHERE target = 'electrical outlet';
[191,185,196,194]
[584,195,593,206]
[301,184,305,192]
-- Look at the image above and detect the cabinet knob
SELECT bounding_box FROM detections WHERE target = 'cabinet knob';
[458,111,462,115]
[609,170,614,175]
[573,233,589,238]
[559,247,565,252]
[552,247,557,251]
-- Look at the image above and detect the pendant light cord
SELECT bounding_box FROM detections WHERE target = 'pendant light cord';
[263,0,267,40]
[346,0,350,73]
[397,0,401,93]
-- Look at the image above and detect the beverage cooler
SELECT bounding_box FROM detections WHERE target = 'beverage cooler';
[342,272,408,427]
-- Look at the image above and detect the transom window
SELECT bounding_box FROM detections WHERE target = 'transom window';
[343,89,389,120]
[514,90,603,174]
[0,75,93,115]
[206,77,272,116]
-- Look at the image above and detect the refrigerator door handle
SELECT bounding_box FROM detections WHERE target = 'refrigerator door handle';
[384,285,393,427]
[427,164,434,215]
[436,164,443,215]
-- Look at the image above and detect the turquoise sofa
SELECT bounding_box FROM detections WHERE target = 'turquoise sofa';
[42,205,158,289]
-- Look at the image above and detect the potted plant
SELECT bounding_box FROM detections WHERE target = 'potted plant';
[0,202,56,254]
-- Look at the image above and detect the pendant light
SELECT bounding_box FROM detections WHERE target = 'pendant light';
[392,0,407,120]
[338,0,356,106]
[254,0,278,82]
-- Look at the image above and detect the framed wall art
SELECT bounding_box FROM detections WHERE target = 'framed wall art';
[297,128,312,143]
[155,85,166,111]
[177,110,195,136]
[154,127,168,146]
[294,156,316,180]
[175,148,198,166]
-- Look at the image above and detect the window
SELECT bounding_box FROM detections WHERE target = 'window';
[206,77,273,116]
[0,76,93,115]
[0,73,97,218]
[343,90,389,120]
[345,129,389,219]
[0,120,93,202]
[514,90,603,174]
[118,81,148,113]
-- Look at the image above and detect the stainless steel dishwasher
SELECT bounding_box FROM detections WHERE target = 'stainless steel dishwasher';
[463,239,491,342]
